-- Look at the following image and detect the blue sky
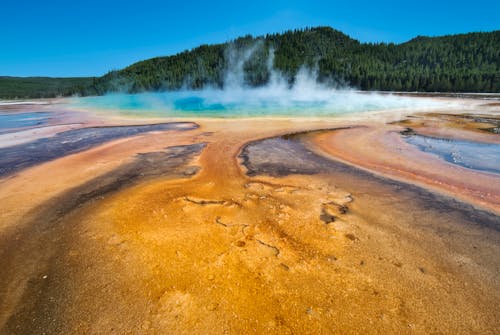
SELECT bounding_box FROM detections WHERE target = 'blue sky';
[1,0,498,77]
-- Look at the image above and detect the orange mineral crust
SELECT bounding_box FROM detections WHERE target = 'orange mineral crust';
[0,107,499,334]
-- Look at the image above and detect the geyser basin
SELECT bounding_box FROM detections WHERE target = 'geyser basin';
[71,89,444,118]
[404,134,500,174]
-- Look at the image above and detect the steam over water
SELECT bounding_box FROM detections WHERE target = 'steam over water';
[72,88,444,118]
[72,48,446,117]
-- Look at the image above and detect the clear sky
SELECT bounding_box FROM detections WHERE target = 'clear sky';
[1,0,498,77]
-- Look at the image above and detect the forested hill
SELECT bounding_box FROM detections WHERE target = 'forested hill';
[83,27,500,94]
[1,27,499,98]
[0,77,94,99]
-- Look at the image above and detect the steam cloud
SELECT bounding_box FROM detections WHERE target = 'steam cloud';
[74,43,450,117]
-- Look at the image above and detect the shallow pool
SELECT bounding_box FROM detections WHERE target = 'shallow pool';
[71,89,443,118]
[0,112,51,133]
[404,134,500,174]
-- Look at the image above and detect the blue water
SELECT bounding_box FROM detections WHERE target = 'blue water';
[71,89,442,118]
[405,135,500,174]
[0,112,51,132]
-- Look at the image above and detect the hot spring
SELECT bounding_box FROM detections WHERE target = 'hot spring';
[71,88,446,118]
[70,58,452,118]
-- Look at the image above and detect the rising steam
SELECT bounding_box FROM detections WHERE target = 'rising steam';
[73,43,449,117]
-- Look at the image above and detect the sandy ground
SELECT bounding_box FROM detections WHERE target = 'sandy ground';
[0,99,499,334]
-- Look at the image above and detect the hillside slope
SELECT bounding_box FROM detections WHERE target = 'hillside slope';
[1,27,499,98]
[85,27,499,94]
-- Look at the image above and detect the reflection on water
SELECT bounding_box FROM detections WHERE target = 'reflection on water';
[0,112,51,133]
[404,134,500,174]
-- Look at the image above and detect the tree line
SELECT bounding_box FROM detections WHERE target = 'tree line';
[83,27,500,94]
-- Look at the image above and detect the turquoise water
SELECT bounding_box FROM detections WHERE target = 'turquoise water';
[71,89,442,118]
[405,135,500,174]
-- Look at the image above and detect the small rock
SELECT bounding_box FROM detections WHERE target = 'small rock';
[320,210,335,224]
[338,205,348,214]
[323,202,348,216]
[280,263,290,271]
[345,233,357,241]
[183,166,198,176]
